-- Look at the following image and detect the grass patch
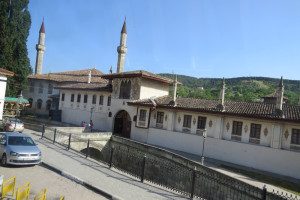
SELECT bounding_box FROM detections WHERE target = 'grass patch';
[220,164,300,195]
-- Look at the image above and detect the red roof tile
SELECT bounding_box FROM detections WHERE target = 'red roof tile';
[101,70,174,84]
[0,68,14,77]
[128,96,300,123]
[28,68,106,83]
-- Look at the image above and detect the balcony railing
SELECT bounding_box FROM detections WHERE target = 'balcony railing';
[249,137,260,144]
[231,135,242,142]
[155,123,163,129]
[290,144,300,151]
[196,129,205,136]
[182,127,191,133]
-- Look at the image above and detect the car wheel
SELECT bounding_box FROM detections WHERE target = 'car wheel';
[1,154,7,166]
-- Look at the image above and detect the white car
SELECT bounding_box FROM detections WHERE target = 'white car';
[0,132,41,166]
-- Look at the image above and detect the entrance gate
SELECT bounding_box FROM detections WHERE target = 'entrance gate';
[113,110,131,138]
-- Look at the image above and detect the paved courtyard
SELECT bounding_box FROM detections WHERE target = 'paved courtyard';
[22,129,188,200]
[0,165,107,200]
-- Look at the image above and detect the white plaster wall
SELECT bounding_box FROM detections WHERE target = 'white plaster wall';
[130,107,300,179]
[139,79,169,99]
[281,123,300,150]
[0,75,8,120]
[147,127,204,155]
[24,79,59,115]
[60,90,112,131]
[222,117,273,147]
[204,137,300,179]
[146,127,300,179]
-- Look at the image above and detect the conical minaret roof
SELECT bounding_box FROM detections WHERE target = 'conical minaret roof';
[39,19,45,33]
[121,18,127,34]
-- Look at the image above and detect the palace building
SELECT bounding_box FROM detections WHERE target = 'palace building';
[24,19,300,180]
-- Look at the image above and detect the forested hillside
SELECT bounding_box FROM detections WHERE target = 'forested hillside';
[160,74,300,105]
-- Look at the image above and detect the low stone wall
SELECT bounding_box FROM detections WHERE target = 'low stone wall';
[111,136,201,170]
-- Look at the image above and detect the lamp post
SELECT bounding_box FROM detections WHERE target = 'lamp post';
[201,129,207,165]
[90,106,95,122]
[16,91,23,117]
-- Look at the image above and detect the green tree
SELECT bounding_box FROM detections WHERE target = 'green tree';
[0,0,31,96]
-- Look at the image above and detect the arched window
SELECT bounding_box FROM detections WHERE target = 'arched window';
[37,99,43,109]
[46,100,52,110]
[28,98,33,108]
[48,84,53,94]
[119,80,131,99]
[38,83,43,93]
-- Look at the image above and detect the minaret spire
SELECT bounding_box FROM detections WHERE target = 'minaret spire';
[116,18,127,73]
[35,19,46,74]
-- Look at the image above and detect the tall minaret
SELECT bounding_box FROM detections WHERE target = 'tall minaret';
[35,19,46,74]
[116,18,127,73]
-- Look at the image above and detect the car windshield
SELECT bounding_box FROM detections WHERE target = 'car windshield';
[9,119,21,123]
[8,136,35,146]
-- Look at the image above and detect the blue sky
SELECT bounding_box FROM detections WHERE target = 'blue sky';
[27,0,300,79]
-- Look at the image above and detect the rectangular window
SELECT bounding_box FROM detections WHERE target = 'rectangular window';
[84,94,88,103]
[139,109,147,122]
[71,94,74,102]
[197,116,206,129]
[77,94,81,103]
[156,112,164,124]
[92,95,96,104]
[231,121,243,141]
[291,129,300,145]
[99,95,103,105]
[30,82,34,93]
[61,93,65,101]
[107,96,111,106]
[48,84,53,94]
[38,83,43,94]
[249,123,261,144]
[183,115,192,128]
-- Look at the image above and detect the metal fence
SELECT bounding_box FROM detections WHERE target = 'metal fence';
[39,124,299,200]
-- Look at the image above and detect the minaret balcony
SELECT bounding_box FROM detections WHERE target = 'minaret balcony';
[117,46,127,54]
[36,44,45,51]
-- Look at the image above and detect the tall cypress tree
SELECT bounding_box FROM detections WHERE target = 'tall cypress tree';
[0,0,31,97]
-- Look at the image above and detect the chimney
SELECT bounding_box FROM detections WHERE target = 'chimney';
[276,76,284,116]
[221,78,225,106]
[87,70,91,83]
[217,78,226,111]
[172,75,178,106]
[109,66,113,74]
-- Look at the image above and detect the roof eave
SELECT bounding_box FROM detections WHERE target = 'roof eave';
[127,102,300,124]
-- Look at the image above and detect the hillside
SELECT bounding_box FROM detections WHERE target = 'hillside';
[159,74,300,105]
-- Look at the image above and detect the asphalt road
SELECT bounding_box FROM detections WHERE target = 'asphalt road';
[0,164,107,200]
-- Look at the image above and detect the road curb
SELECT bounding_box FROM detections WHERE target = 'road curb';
[40,162,122,200]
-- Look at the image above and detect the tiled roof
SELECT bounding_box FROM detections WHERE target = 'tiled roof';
[128,96,300,122]
[28,68,106,83]
[55,83,111,92]
[0,68,14,77]
[101,70,174,84]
